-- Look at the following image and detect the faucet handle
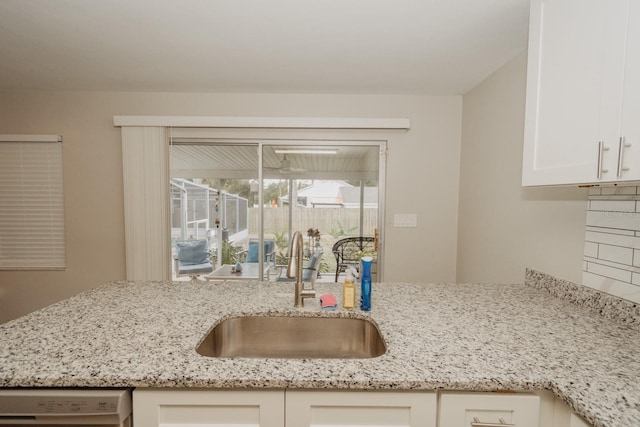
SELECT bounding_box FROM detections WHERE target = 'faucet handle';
[300,288,316,298]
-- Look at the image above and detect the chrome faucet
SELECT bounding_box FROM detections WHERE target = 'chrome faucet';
[287,231,316,307]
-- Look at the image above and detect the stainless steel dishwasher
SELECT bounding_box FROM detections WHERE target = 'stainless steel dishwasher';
[0,389,131,426]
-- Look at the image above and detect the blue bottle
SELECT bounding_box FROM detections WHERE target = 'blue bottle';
[360,256,373,311]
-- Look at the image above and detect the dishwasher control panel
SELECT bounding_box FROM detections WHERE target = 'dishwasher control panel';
[0,389,131,424]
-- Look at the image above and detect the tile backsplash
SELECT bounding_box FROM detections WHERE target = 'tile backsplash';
[583,186,640,304]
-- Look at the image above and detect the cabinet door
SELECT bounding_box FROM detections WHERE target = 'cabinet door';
[522,0,628,186]
[439,392,539,427]
[133,389,284,427]
[569,413,592,427]
[550,395,592,427]
[618,1,640,181]
[286,390,436,427]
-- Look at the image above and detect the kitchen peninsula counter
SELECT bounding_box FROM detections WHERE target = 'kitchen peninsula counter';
[0,270,638,427]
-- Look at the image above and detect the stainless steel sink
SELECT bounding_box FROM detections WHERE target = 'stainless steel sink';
[197,315,386,359]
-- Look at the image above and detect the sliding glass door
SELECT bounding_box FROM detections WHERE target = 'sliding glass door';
[169,139,384,282]
[261,144,380,282]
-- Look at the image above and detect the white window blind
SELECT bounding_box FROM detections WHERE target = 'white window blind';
[0,135,66,270]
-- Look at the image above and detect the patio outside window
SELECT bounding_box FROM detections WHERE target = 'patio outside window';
[169,141,383,282]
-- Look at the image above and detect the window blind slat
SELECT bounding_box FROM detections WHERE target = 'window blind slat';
[0,137,66,270]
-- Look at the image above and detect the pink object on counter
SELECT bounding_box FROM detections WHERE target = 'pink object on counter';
[320,293,337,308]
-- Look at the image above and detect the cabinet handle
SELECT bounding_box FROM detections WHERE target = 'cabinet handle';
[597,141,609,179]
[616,136,631,177]
[471,417,515,427]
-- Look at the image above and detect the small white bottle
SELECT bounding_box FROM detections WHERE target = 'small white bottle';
[342,269,356,310]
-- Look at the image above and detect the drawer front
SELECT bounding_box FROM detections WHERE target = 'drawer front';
[439,392,540,427]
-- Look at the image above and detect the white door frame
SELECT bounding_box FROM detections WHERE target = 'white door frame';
[115,116,409,281]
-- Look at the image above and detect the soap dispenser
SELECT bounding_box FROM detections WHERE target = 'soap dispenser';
[342,268,356,310]
[360,256,373,311]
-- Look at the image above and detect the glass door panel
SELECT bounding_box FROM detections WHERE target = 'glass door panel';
[261,144,380,283]
[169,143,258,280]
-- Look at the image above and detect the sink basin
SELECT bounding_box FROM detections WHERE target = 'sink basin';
[197,315,386,359]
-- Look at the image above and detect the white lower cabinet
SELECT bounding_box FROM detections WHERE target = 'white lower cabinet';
[439,392,540,427]
[538,390,593,427]
[134,388,576,427]
[286,390,436,427]
[567,414,591,427]
[133,389,285,427]
[550,395,591,427]
[134,389,435,427]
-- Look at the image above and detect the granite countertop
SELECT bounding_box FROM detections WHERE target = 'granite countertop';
[0,270,639,427]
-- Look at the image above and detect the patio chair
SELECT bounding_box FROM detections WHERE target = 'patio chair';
[331,236,375,282]
[174,239,214,280]
[237,239,276,269]
[276,249,323,287]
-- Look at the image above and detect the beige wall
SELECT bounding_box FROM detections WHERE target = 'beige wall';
[0,54,598,322]
[0,92,462,322]
[457,52,588,284]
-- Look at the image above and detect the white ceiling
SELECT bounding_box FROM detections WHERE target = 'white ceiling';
[170,143,379,180]
[0,0,530,95]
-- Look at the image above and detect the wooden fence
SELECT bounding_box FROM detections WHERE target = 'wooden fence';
[248,207,378,236]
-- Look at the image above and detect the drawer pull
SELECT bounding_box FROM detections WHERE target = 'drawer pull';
[616,136,631,177]
[471,417,515,427]
[597,141,609,179]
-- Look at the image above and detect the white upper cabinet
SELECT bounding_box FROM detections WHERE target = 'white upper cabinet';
[522,0,639,186]
[619,1,640,182]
